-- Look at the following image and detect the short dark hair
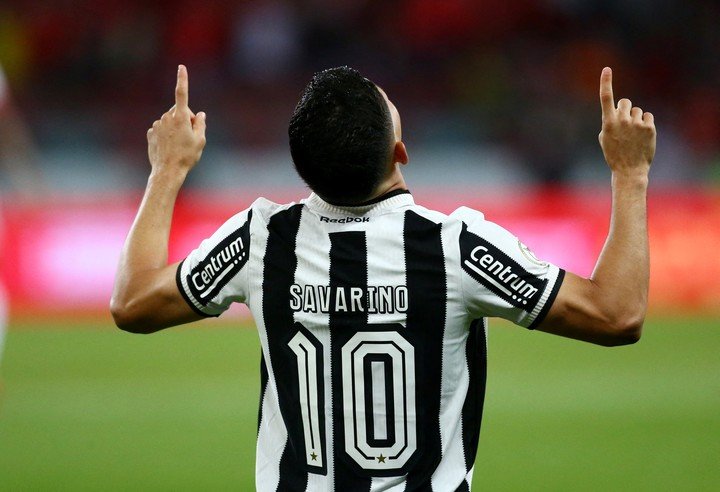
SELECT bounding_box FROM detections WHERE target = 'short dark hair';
[288,66,394,204]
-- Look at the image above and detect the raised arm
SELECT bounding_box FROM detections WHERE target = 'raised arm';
[537,67,656,346]
[110,65,207,333]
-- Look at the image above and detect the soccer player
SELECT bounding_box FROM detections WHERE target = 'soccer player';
[112,65,655,490]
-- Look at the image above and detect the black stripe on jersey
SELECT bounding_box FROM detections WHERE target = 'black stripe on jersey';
[328,231,373,491]
[328,231,368,329]
[461,318,487,482]
[185,209,253,307]
[455,479,471,492]
[528,269,566,330]
[403,210,447,491]
[261,204,313,490]
[258,352,268,436]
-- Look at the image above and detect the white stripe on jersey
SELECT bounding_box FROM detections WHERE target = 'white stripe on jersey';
[256,379,287,492]
[365,217,408,326]
[370,475,407,491]
[294,207,334,490]
[178,191,565,491]
[251,202,287,492]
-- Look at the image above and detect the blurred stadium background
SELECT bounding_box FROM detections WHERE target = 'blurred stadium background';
[0,0,718,490]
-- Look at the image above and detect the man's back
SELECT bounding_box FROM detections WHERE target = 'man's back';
[176,190,564,490]
[112,65,654,491]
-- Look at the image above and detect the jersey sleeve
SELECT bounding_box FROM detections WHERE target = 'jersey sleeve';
[451,207,565,329]
[176,208,253,317]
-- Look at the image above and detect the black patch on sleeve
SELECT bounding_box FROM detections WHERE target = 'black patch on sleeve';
[185,210,252,307]
[175,260,218,317]
[528,269,565,330]
[460,223,547,314]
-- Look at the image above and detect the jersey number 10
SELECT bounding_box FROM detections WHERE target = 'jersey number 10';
[289,326,418,474]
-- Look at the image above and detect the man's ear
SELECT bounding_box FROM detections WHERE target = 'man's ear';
[394,141,408,165]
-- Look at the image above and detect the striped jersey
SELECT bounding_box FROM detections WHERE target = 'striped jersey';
[177,190,565,491]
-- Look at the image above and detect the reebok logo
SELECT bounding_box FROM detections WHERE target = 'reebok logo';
[320,216,370,223]
[460,224,546,313]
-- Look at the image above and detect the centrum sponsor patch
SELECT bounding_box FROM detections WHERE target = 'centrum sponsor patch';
[187,211,252,305]
[460,224,547,312]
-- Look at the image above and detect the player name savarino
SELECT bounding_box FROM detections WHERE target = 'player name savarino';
[289,284,408,314]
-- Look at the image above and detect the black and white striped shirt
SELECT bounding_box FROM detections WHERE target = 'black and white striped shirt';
[177,190,565,491]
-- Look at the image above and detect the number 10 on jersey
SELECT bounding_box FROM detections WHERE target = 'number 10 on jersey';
[289,326,418,473]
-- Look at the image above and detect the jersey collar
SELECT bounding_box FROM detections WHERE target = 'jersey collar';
[306,189,414,216]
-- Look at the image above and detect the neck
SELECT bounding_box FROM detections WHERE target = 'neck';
[369,163,407,200]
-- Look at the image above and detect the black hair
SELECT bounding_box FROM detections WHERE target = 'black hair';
[288,66,394,204]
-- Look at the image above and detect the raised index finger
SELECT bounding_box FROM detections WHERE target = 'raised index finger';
[175,65,189,110]
[599,67,614,118]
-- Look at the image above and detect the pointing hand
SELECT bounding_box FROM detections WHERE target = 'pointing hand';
[146,65,207,176]
[598,67,656,176]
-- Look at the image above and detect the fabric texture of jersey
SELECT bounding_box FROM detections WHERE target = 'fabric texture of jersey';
[177,191,565,491]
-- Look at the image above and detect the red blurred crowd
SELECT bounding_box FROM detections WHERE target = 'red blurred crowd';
[0,0,718,183]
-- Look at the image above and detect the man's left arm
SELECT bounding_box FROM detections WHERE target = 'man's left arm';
[110,65,207,333]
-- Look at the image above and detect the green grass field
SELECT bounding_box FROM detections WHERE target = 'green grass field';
[0,316,718,491]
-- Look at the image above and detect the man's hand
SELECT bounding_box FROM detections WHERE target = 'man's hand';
[598,67,656,176]
[146,65,207,178]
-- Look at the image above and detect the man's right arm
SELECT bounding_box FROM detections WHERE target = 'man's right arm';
[536,67,656,346]
[111,65,207,333]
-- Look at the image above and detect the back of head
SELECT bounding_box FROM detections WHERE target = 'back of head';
[288,66,393,205]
